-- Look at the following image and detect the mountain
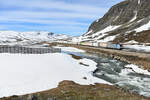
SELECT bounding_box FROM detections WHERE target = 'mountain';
[78,0,150,43]
[0,31,71,45]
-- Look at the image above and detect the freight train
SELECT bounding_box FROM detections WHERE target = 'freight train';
[79,42,122,50]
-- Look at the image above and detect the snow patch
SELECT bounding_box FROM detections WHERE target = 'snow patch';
[125,40,139,44]
[0,53,111,98]
[54,46,85,53]
[79,58,97,70]
[72,25,121,43]
[123,44,150,52]
[96,19,99,22]
[97,35,117,42]
[129,11,137,22]
[119,68,133,76]
[138,0,141,4]
[125,64,150,75]
[113,16,119,21]
[71,36,83,43]
[92,25,121,39]
[85,30,93,36]
[135,21,150,32]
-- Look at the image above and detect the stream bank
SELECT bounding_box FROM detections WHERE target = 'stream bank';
[53,43,150,70]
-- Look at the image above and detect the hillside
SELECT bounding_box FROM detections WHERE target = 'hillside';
[75,0,150,43]
[0,31,70,45]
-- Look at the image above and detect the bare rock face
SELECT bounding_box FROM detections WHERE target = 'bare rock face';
[84,0,150,43]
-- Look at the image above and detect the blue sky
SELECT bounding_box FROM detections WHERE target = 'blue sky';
[0,0,123,36]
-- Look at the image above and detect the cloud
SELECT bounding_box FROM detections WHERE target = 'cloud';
[0,10,101,19]
[0,0,118,35]
[0,17,89,26]
[0,0,108,14]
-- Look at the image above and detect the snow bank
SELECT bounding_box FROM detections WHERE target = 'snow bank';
[135,21,150,32]
[125,40,139,44]
[97,35,117,42]
[54,46,85,53]
[79,58,97,71]
[71,25,120,43]
[119,68,133,76]
[0,53,110,98]
[125,64,150,75]
[118,64,150,98]
[85,30,93,35]
[123,44,150,52]
[93,25,121,38]
[138,0,141,4]
[129,11,137,22]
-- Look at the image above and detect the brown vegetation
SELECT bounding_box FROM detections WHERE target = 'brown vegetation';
[1,81,149,100]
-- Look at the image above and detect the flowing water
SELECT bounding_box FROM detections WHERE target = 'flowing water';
[62,50,150,98]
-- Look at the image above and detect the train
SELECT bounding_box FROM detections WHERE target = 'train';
[56,40,122,50]
[79,42,122,50]
[63,41,121,50]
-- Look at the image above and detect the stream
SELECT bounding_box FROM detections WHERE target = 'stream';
[62,50,150,98]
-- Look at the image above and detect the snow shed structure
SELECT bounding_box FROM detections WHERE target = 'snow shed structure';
[0,45,61,54]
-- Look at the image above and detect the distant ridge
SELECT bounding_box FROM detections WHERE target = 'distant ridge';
[0,31,71,45]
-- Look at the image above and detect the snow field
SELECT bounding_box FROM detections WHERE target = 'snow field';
[0,53,110,98]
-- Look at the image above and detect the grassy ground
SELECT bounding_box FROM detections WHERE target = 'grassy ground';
[1,81,149,100]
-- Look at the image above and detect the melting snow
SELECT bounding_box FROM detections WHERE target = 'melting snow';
[125,64,150,75]
[96,19,99,22]
[138,0,141,4]
[129,11,137,22]
[85,30,93,36]
[72,25,120,42]
[92,25,121,38]
[97,35,118,42]
[113,16,119,21]
[125,40,139,44]
[123,44,150,52]
[135,21,150,32]
[79,58,97,70]
[54,46,85,53]
[0,53,110,98]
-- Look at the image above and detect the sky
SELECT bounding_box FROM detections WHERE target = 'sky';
[0,0,123,36]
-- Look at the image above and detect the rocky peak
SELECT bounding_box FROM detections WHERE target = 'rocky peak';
[83,0,150,43]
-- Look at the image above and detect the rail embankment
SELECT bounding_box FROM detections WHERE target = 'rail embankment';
[53,43,150,70]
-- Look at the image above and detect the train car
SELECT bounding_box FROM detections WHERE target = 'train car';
[97,42,121,50]
[98,42,108,48]
[80,42,93,46]
[107,42,121,50]
[71,41,121,50]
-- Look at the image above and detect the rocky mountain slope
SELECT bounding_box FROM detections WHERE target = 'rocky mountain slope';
[0,31,70,45]
[79,0,150,43]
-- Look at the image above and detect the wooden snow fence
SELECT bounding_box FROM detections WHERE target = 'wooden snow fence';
[0,45,61,54]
